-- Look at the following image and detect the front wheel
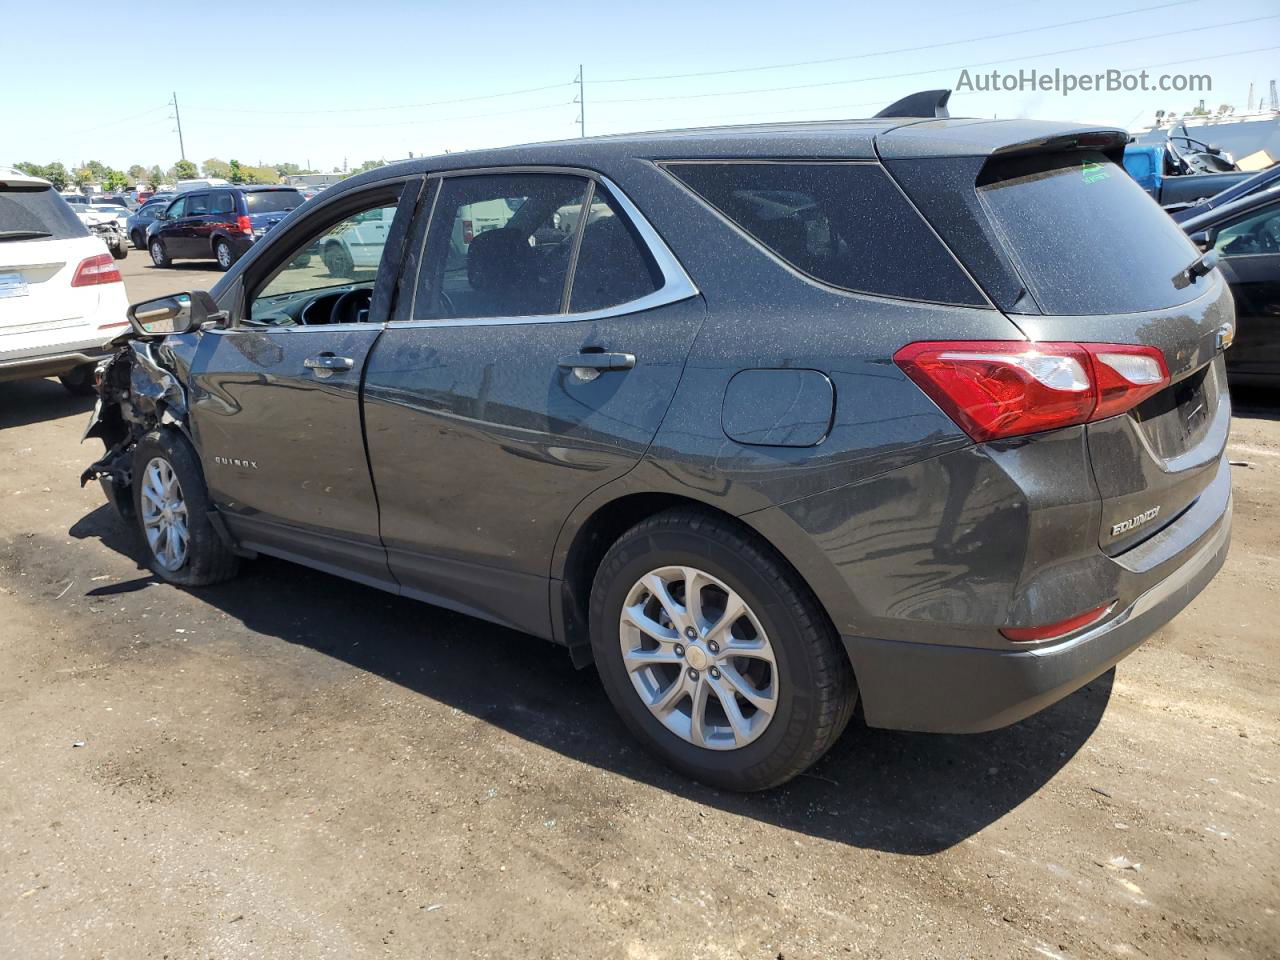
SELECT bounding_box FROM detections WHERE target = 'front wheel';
[323,243,353,278]
[131,430,239,586]
[149,238,171,267]
[109,241,127,260]
[589,508,857,791]
[58,363,98,395]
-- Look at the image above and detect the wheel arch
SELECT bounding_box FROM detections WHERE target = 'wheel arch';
[551,489,849,669]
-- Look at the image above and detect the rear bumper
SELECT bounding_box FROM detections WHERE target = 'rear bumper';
[0,338,114,382]
[843,490,1231,733]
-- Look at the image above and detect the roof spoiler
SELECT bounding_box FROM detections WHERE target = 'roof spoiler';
[874,89,951,120]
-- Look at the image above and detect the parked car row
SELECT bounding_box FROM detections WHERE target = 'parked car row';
[78,94,1238,790]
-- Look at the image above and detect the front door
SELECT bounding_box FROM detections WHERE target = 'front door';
[186,180,420,586]
[363,171,704,636]
[1212,200,1280,382]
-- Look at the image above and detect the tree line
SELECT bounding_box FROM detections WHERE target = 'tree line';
[13,157,388,192]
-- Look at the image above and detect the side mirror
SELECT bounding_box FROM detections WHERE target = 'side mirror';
[1189,229,1213,252]
[128,290,221,337]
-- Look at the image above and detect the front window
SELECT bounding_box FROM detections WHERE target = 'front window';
[248,197,402,323]
[1212,203,1280,258]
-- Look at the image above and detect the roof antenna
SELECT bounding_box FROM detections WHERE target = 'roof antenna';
[874,89,952,120]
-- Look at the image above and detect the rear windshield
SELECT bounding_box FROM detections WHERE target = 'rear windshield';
[664,161,987,306]
[245,190,303,213]
[0,186,88,241]
[974,151,1203,315]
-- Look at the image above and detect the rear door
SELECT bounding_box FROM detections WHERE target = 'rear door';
[183,191,211,257]
[1210,199,1280,382]
[363,170,703,637]
[185,180,420,585]
[887,148,1232,554]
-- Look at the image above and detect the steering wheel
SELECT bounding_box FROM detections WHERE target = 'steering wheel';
[331,288,373,325]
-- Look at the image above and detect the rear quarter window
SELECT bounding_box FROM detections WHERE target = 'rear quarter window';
[663,161,987,307]
[246,190,303,213]
[0,186,88,240]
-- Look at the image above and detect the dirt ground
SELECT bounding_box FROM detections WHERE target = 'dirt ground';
[0,255,1277,959]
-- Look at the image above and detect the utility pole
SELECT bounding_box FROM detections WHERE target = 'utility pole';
[575,64,585,137]
[170,91,186,161]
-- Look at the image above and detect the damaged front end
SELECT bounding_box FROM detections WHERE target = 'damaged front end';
[80,339,191,518]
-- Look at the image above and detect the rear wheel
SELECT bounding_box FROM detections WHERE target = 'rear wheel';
[214,239,234,271]
[58,364,97,396]
[131,430,239,586]
[149,238,171,268]
[109,241,127,260]
[589,508,857,791]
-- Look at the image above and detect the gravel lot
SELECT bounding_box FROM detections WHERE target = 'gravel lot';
[1,253,1277,959]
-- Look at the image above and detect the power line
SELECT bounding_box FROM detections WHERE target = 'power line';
[191,80,574,116]
[592,14,1277,105]
[194,98,576,131]
[607,43,1280,132]
[594,0,1202,84]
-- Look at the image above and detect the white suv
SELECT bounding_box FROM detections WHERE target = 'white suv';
[0,169,129,393]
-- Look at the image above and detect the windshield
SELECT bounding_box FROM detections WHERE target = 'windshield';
[975,151,1203,315]
[0,186,88,241]
[245,190,303,213]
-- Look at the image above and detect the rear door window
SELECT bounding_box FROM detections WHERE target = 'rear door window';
[210,191,234,215]
[664,161,986,306]
[973,151,1203,315]
[187,193,209,216]
[0,186,87,240]
[415,173,590,320]
[1211,201,1280,258]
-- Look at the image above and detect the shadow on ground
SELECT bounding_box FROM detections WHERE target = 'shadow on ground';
[70,502,1113,856]
[0,378,95,430]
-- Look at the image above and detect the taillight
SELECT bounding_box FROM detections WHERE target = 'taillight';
[71,253,121,287]
[1001,602,1114,643]
[462,219,474,245]
[236,215,253,234]
[894,341,1170,442]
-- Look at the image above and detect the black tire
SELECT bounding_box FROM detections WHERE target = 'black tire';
[131,429,239,587]
[58,363,98,396]
[131,229,147,250]
[149,238,171,268]
[323,243,353,278]
[110,241,127,261]
[589,507,857,791]
[214,239,234,272]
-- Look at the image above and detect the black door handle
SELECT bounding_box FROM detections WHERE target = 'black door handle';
[557,352,636,372]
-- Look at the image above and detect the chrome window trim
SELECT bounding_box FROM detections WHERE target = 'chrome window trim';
[396,167,698,329]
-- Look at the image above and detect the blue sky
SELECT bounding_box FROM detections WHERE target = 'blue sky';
[4,0,1278,173]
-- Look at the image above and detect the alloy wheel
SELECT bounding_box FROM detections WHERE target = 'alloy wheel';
[140,457,189,571]
[619,565,778,750]
[216,241,232,269]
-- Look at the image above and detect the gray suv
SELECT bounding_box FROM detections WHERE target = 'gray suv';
[82,100,1233,790]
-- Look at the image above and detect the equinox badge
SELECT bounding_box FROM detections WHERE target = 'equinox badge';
[1112,506,1160,537]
